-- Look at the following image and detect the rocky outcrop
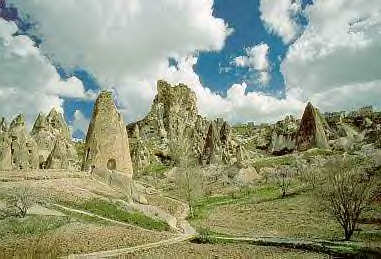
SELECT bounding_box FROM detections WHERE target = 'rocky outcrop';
[269,115,298,155]
[31,108,77,169]
[130,124,151,173]
[46,138,78,170]
[8,114,39,170]
[0,117,8,133]
[296,102,329,151]
[128,81,239,170]
[82,91,134,176]
[0,121,12,170]
[201,121,222,165]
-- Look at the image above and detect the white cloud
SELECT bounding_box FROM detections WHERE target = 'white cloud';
[260,0,302,44]
[71,110,90,137]
[232,43,271,85]
[0,18,90,128]
[8,0,231,122]
[162,56,304,124]
[281,0,381,112]
[233,43,270,70]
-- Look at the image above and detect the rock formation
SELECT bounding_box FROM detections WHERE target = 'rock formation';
[0,117,8,133]
[269,115,299,155]
[201,121,222,165]
[82,90,134,176]
[130,124,151,172]
[46,138,77,170]
[296,102,329,151]
[8,114,39,170]
[128,81,207,170]
[31,108,77,169]
[128,80,239,171]
[0,119,12,170]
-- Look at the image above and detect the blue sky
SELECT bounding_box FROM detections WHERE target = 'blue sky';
[1,0,380,139]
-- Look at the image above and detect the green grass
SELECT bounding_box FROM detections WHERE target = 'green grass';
[142,163,171,178]
[0,215,69,237]
[75,199,170,231]
[252,155,298,171]
[193,188,381,245]
[192,184,288,220]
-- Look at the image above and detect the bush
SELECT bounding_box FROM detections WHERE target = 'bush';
[317,158,376,241]
[0,186,36,218]
[273,166,294,198]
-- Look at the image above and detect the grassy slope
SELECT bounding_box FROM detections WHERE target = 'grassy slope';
[190,183,381,246]
[67,198,170,231]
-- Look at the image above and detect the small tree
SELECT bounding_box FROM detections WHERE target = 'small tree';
[1,186,35,218]
[299,165,323,190]
[274,166,293,198]
[176,166,205,218]
[170,134,204,218]
[318,158,375,241]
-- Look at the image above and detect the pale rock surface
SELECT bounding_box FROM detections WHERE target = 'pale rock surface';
[82,91,134,176]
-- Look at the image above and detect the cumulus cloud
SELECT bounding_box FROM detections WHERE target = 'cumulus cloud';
[8,0,231,122]
[0,18,90,128]
[260,0,302,44]
[233,43,270,70]
[162,56,305,124]
[71,110,90,137]
[232,43,271,85]
[281,0,381,112]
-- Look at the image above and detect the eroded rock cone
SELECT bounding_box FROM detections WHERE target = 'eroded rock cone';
[8,114,39,170]
[46,138,77,170]
[0,120,12,170]
[296,102,329,151]
[31,108,77,169]
[82,91,133,176]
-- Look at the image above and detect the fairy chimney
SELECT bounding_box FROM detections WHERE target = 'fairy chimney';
[82,91,133,176]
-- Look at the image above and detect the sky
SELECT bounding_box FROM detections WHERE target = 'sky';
[0,0,380,139]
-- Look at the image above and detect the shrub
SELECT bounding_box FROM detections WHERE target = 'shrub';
[317,158,376,241]
[0,186,36,218]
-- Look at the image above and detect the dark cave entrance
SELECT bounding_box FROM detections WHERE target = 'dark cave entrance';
[107,158,116,170]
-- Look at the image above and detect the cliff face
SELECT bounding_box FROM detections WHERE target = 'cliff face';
[82,91,133,176]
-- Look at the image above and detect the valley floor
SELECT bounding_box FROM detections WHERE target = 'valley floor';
[0,169,379,258]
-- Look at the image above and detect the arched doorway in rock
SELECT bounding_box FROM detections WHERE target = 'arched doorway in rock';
[107,158,116,170]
